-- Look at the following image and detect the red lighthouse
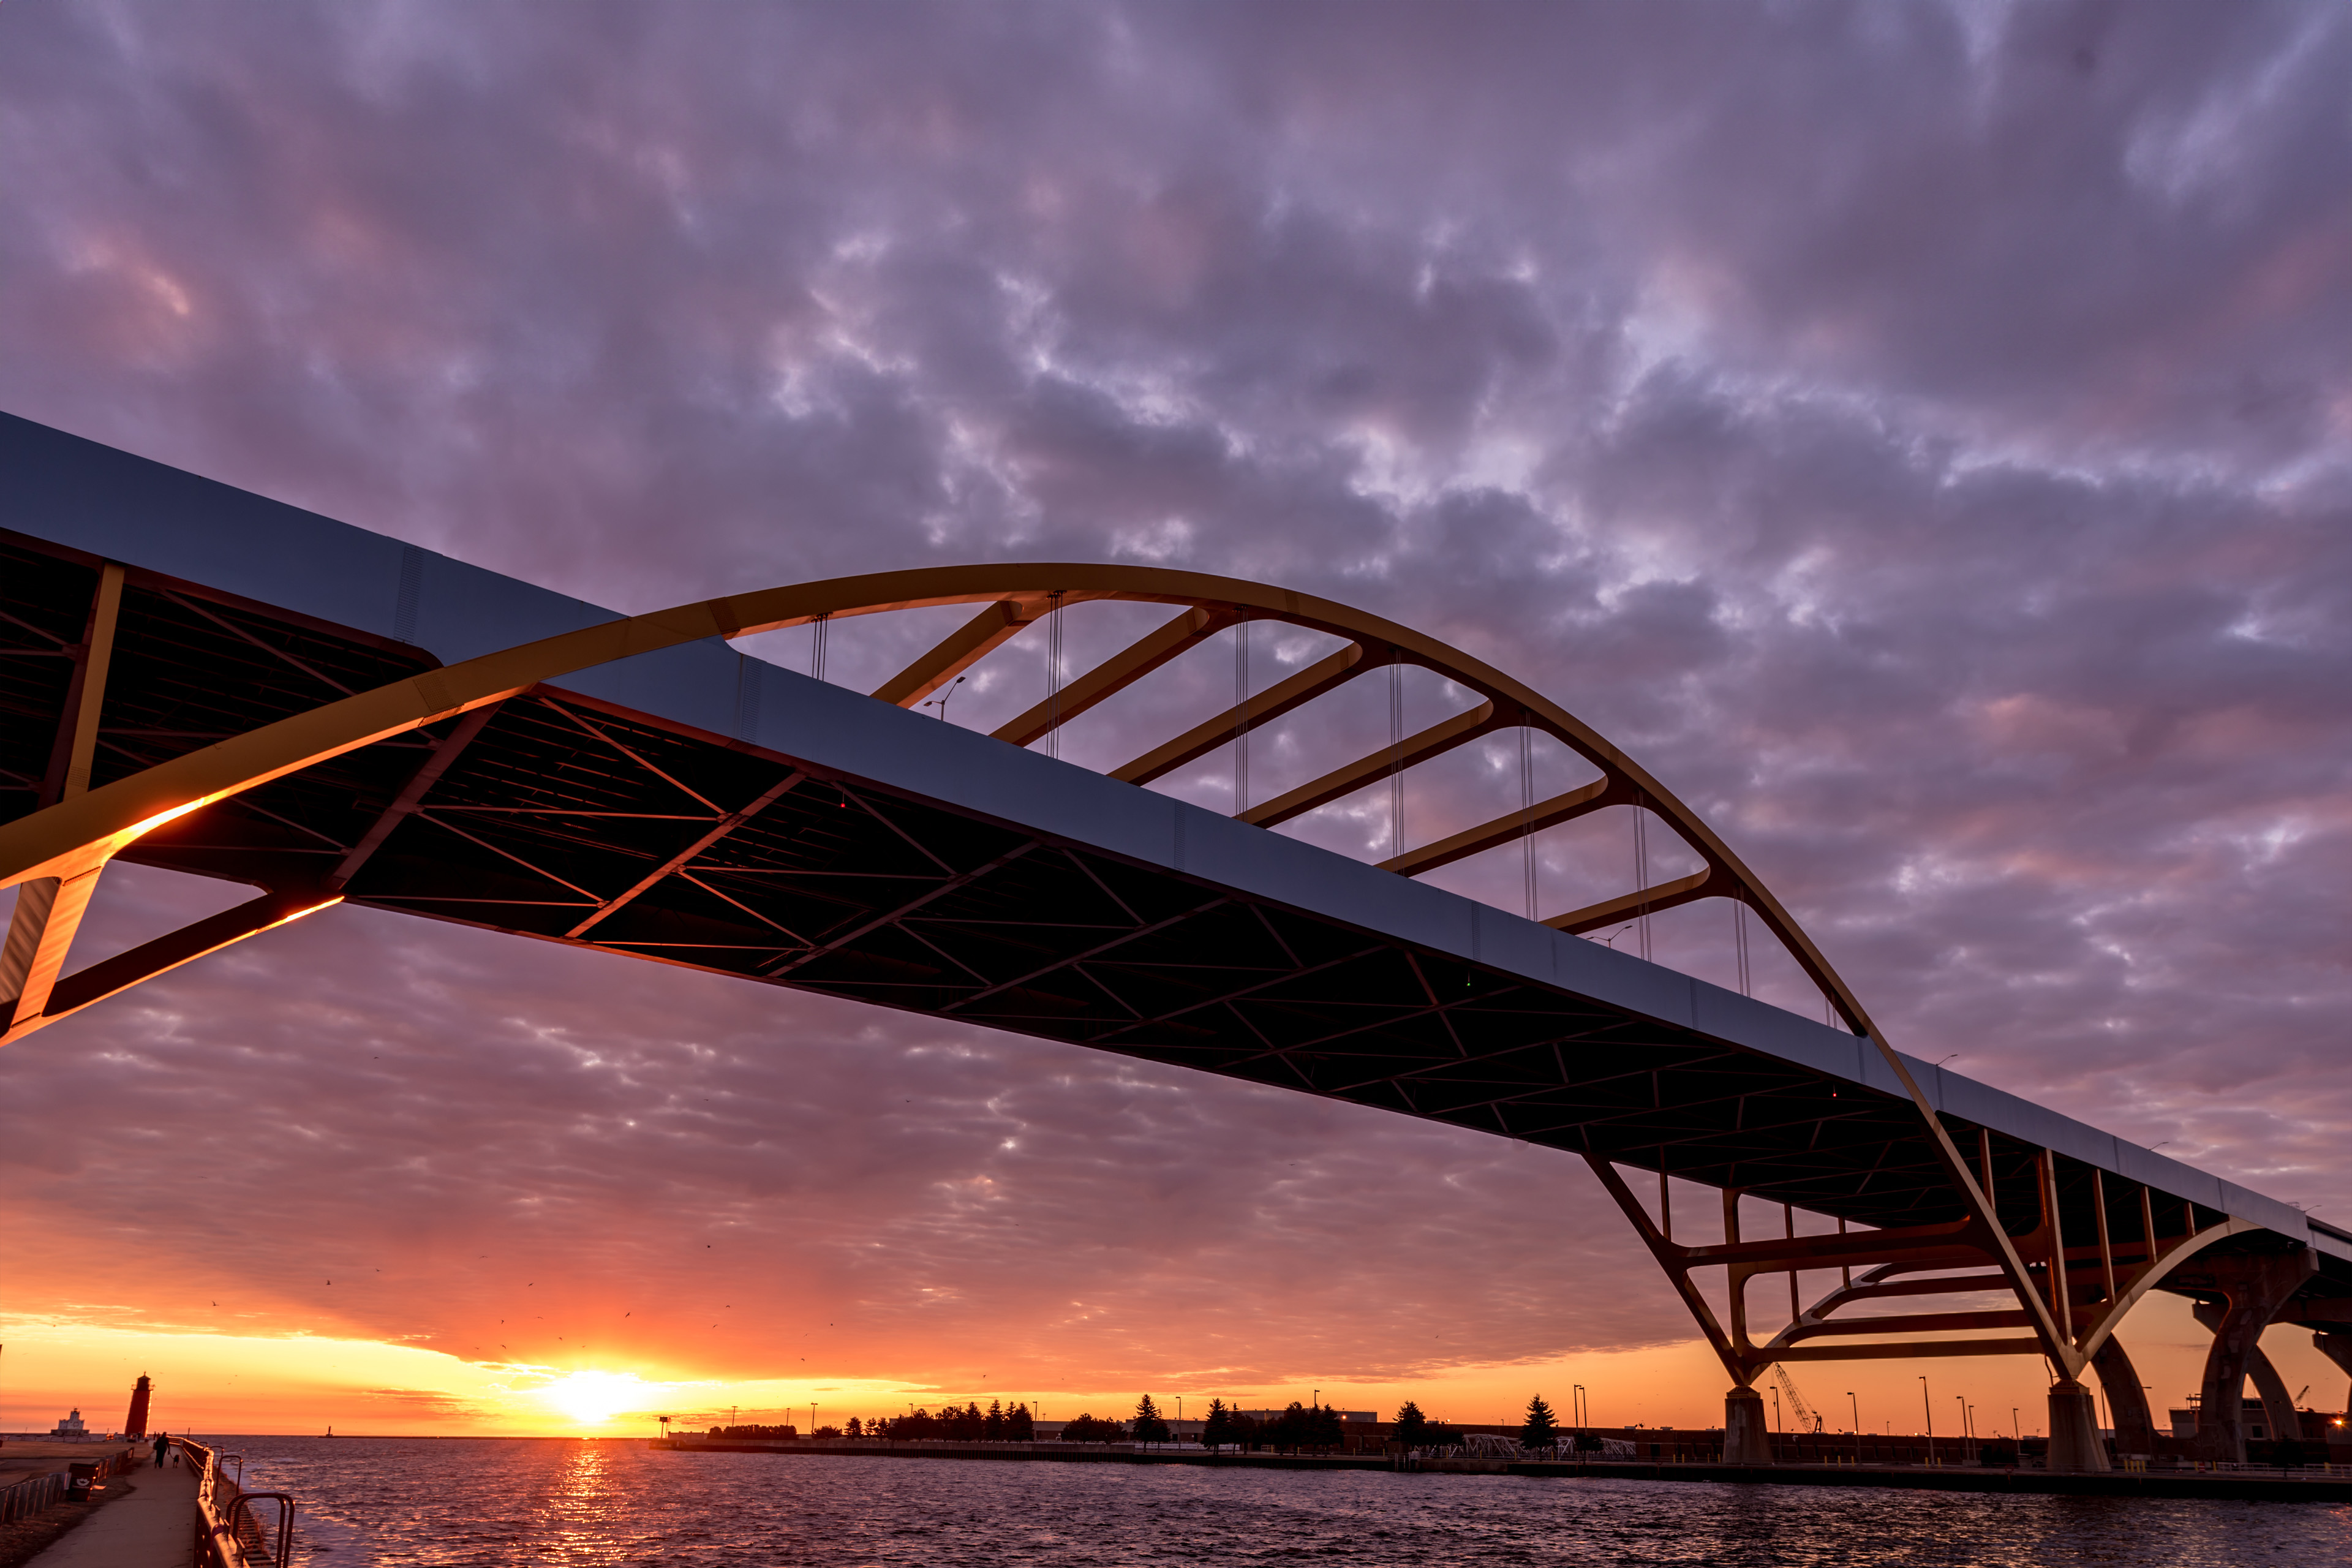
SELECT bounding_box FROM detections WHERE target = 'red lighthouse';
[124,1375,153,1440]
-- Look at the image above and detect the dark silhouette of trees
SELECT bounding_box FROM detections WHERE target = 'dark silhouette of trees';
[1201,1398,1235,1450]
[1259,1402,1343,1452]
[1229,1409,1264,1450]
[1392,1401,1430,1446]
[984,1400,1006,1440]
[1132,1395,1170,1444]
[1521,1395,1559,1451]
[1009,1403,1035,1441]
[845,1417,864,1438]
[1061,1412,1126,1443]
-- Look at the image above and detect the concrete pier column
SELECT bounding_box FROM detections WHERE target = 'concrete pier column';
[2089,1336,2158,1459]
[2184,1248,2316,1462]
[1723,1386,1772,1464]
[2045,1379,2109,1472]
[2246,1345,2306,1446]
[2314,1332,2352,1429]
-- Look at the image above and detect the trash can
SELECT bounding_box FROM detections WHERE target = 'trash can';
[64,1461,100,1501]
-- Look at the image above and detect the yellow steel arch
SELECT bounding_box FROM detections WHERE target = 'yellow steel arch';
[0,559,2095,1389]
[0,562,1874,1033]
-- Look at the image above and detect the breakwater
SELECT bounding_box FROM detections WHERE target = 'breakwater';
[652,1437,2352,1503]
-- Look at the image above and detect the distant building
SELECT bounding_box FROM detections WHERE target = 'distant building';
[49,1409,90,1440]
[2168,1398,2348,1444]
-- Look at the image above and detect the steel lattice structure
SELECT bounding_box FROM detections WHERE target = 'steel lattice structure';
[3,410,2347,1468]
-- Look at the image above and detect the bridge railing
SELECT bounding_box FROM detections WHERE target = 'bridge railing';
[173,1438,296,1568]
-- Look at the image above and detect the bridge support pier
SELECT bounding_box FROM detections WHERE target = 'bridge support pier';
[2188,1248,2316,1461]
[2089,1336,2158,1459]
[2045,1379,2109,1472]
[2315,1332,2352,1433]
[1723,1387,1771,1464]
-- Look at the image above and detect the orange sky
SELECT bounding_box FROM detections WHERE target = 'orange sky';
[7,0,2352,1458]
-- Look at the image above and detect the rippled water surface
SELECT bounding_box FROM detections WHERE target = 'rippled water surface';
[216,1437,2350,1566]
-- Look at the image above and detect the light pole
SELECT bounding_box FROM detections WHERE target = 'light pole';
[922,675,965,722]
[1847,1393,1860,1465]
[1770,1384,1782,1434]
[1919,1378,1932,1466]
[1956,1397,1968,1464]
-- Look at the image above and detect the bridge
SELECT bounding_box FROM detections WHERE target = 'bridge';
[4,410,2346,1469]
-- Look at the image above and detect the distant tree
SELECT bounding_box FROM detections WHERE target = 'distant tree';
[1063,1412,1126,1443]
[813,1425,842,1440]
[845,1417,864,1439]
[1230,1409,1264,1450]
[1265,1403,1310,1451]
[1133,1395,1170,1445]
[1202,1398,1234,1450]
[1392,1401,1430,1447]
[984,1400,1006,1441]
[946,1402,986,1441]
[1306,1403,1343,1450]
[1521,1395,1559,1452]
[1008,1403,1035,1442]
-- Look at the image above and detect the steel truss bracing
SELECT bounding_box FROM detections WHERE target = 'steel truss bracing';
[2,523,2348,1468]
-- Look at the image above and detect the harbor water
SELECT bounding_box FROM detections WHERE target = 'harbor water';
[214,1437,2350,1566]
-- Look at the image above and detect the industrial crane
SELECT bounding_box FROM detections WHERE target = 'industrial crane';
[1773,1365,1824,1433]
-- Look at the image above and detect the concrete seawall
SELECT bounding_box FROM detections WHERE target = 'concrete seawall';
[650,1438,2352,1502]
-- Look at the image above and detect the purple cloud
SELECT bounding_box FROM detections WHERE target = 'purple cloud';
[2,1,2347,1408]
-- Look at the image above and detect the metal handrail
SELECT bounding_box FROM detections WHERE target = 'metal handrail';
[170,1438,298,1568]
[223,1491,296,1568]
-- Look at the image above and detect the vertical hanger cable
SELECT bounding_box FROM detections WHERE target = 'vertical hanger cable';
[1233,619,1250,815]
[1388,653,1405,860]
[1519,719,1536,920]
[1045,591,1065,760]
[1634,791,1653,963]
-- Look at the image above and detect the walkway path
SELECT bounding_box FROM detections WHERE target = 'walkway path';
[26,1457,196,1568]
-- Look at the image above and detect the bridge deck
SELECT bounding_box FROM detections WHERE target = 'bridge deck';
[4,410,2345,1294]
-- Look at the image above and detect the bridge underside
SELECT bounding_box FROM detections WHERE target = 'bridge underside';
[6,496,2351,1468]
[0,528,2163,1231]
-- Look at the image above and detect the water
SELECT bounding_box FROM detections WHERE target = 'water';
[211,1438,2350,1566]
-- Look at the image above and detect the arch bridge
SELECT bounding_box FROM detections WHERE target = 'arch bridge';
[3,411,2347,1468]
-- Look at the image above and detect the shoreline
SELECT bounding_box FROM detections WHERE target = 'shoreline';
[650,1438,2352,1503]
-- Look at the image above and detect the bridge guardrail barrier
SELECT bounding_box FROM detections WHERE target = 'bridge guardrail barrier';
[174,1438,296,1568]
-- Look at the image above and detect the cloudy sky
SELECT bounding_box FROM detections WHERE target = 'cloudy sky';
[3,1,2349,1436]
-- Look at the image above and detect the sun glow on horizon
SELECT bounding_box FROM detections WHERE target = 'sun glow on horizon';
[537,1370,651,1426]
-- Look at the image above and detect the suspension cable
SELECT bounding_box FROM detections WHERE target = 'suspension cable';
[1233,619,1250,815]
[1388,652,1405,859]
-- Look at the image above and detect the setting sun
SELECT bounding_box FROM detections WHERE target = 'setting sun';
[537,1371,649,1427]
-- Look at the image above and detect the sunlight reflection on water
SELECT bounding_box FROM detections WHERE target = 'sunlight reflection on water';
[221,1437,2352,1566]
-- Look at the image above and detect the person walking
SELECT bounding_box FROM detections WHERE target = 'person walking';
[153,1431,169,1468]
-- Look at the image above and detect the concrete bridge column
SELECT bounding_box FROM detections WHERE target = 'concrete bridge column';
[2314,1332,2352,1434]
[2189,1248,2316,1462]
[2089,1336,2158,1458]
[1723,1387,1772,1464]
[2246,1344,2305,1446]
[2193,1302,2312,1452]
[2045,1379,2109,1472]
